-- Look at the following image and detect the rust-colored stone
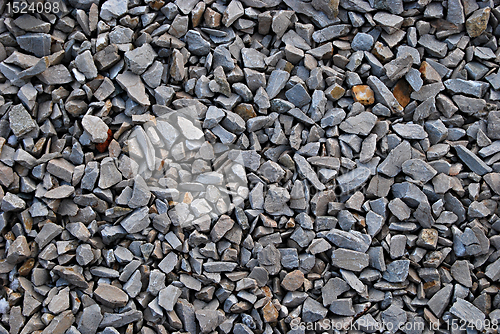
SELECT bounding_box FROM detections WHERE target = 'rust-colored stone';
[371,41,393,63]
[393,79,412,108]
[204,7,221,28]
[191,1,206,28]
[234,103,257,121]
[466,7,490,38]
[96,129,113,153]
[326,84,345,101]
[183,192,193,204]
[261,286,273,298]
[262,301,279,323]
[18,258,34,276]
[149,0,164,10]
[283,61,294,73]
[352,85,375,105]
[419,61,441,83]
[4,231,14,241]
[281,270,305,291]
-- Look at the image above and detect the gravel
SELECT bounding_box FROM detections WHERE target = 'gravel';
[0,0,500,333]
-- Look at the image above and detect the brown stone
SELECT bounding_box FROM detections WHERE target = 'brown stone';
[311,0,339,19]
[18,258,35,276]
[192,1,206,28]
[283,61,294,73]
[466,7,490,38]
[262,301,279,323]
[326,84,346,101]
[204,8,222,28]
[372,41,393,63]
[416,229,438,249]
[419,61,441,83]
[234,103,257,121]
[149,0,165,10]
[261,286,273,298]
[423,280,440,297]
[281,269,305,291]
[393,79,412,108]
[352,85,375,105]
[183,192,193,204]
[96,129,113,153]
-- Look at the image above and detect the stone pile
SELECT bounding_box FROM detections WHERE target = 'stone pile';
[0,0,500,333]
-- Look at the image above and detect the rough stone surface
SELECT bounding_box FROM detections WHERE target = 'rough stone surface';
[0,1,498,333]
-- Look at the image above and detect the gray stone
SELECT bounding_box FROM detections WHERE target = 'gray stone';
[405,68,423,91]
[427,284,453,317]
[100,0,128,21]
[455,145,492,175]
[242,48,266,70]
[378,141,411,177]
[98,157,122,189]
[329,298,355,316]
[6,236,30,264]
[266,70,290,99]
[35,222,63,249]
[339,111,377,136]
[312,24,350,43]
[384,55,413,81]
[124,44,157,75]
[158,252,178,274]
[94,284,129,308]
[294,153,325,191]
[1,192,26,212]
[419,34,448,58]
[326,229,370,252]
[381,305,407,334]
[52,265,89,289]
[351,33,374,51]
[116,71,150,106]
[9,104,36,138]
[331,249,369,271]
[450,298,486,329]
[451,260,472,287]
[99,310,142,328]
[223,0,244,26]
[336,167,371,194]
[40,311,74,334]
[383,259,410,283]
[82,115,109,144]
[48,287,70,314]
[75,50,98,79]
[447,0,465,24]
[17,34,51,57]
[302,297,328,322]
[485,257,500,281]
[285,84,311,107]
[77,304,102,334]
[392,123,427,140]
[186,31,210,56]
[401,159,437,183]
[203,261,238,272]
[367,76,403,114]
[444,79,488,96]
[322,277,350,306]
[453,95,486,115]
[366,210,384,237]
[158,285,182,311]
